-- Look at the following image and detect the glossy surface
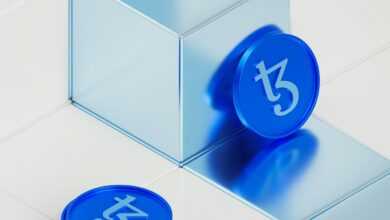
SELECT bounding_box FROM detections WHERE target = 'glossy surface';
[180,0,289,159]
[314,174,390,220]
[70,0,289,162]
[122,0,242,34]
[233,26,319,138]
[63,185,172,220]
[149,169,269,220]
[186,117,390,220]
[70,0,181,160]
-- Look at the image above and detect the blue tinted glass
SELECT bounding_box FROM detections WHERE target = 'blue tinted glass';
[186,117,390,219]
[314,175,390,220]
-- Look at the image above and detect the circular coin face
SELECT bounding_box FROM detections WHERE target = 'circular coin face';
[62,185,172,220]
[233,31,320,139]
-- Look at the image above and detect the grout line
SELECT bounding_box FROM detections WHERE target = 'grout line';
[180,128,246,167]
[0,189,53,220]
[71,101,180,165]
[312,114,390,161]
[322,41,390,86]
[183,166,277,220]
[144,166,180,187]
[0,102,71,146]
[306,169,390,219]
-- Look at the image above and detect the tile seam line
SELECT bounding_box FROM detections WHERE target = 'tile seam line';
[0,189,53,220]
[180,128,247,167]
[72,101,180,165]
[144,166,180,187]
[0,102,71,146]
[306,169,390,220]
[184,148,390,220]
[183,166,277,220]
[321,41,390,86]
[312,114,389,161]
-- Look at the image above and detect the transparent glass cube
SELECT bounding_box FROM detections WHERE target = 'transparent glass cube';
[69,0,290,163]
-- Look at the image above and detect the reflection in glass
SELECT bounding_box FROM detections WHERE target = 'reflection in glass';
[187,118,390,219]
[206,129,318,204]
[232,131,317,211]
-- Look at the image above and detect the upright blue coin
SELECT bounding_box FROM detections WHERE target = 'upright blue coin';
[233,28,320,139]
[62,185,172,220]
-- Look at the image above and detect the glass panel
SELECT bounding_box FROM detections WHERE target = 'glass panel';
[314,174,390,220]
[186,117,390,219]
[121,0,243,33]
[70,0,181,161]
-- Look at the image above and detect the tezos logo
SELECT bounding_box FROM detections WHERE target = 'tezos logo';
[94,195,148,220]
[254,58,299,117]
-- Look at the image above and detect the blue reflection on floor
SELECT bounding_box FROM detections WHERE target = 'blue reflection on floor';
[232,130,318,209]
[186,118,390,220]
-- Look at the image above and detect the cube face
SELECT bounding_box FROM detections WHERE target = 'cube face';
[181,0,290,159]
[70,0,181,160]
[70,0,289,162]
[121,0,245,34]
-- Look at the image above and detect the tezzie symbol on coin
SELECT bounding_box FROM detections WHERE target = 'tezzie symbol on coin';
[95,195,149,220]
[254,58,299,117]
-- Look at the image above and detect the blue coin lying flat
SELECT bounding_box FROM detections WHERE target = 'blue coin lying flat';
[233,26,320,139]
[62,185,172,220]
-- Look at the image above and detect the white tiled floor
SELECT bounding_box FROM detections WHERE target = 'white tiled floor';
[0,0,389,220]
[0,192,49,220]
[0,106,175,219]
[292,0,390,83]
[148,169,269,220]
[0,0,68,140]
[315,48,390,159]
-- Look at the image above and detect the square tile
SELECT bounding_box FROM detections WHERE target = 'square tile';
[185,118,390,220]
[0,0,68,139]
[148,169,269,220]
[315,48,390,159]
[292,0,390,82]
[0,106,175,219]
[315,174,390,220]
[0,191,49,220]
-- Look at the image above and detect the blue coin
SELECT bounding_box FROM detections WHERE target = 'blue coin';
[62,185,172,220]
[233,29,320,139]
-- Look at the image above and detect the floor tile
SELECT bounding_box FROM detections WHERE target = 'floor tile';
[185,118,390,220]
[0,191,49,220]
[315,48,390,159]
[315,174,390,220]
[148,169,270,220]
[0,0,68,139]
[0,106,175,219]
[292,0,390,82]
